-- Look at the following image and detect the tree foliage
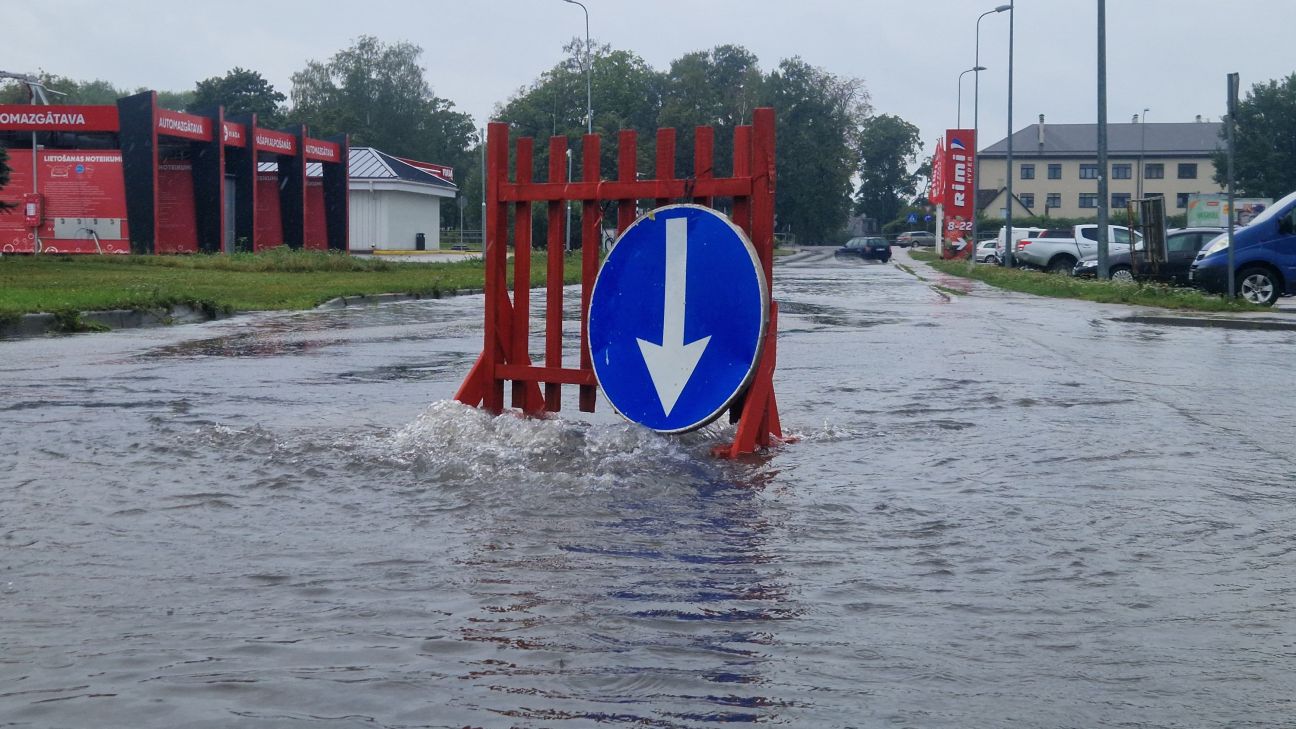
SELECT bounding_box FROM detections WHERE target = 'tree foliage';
[855,114,923,225]
[1214,73,1296,198]
[290,36,475,164]
[763,57,870,243]
[188,67,285,126]
[659,44,763,177]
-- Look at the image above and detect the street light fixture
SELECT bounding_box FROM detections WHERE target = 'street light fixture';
[958,66,986,128]
[561,0,593,135]
[973,3,1011,261]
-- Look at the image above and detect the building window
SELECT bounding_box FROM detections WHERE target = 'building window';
[1176,192,1190,208]
[1079,193,1099,208]
[1046,193,1061,209]
[1112,164,1132,179]
[1020,164,1035,180]
[1079,164,1099,179]
[1112,193,1131,209]
[1178,163,1198,179]
[1020,193,1035,209]
[1048,163,1062,179]
[1145,163,1164,179]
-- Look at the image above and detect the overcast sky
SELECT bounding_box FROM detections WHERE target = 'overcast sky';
[10,0,1294,161]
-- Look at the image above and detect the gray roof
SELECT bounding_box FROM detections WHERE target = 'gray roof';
[258,147,457,190]
[980,121,1222,158]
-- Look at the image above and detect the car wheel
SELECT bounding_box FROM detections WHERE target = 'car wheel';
[1048,256,1076,275]
[1237,267,1280,306]
[1110,266,1134,283]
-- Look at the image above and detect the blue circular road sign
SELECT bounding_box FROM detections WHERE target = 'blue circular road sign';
[588,204,769,433]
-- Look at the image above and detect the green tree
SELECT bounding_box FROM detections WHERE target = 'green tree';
[855,114,923,225]
[290,36,473,160]
[188,67,285,125]
[1214,73,1296,198]
[495,39,662,179]
[761,57,870,243]
[659,44,763,177]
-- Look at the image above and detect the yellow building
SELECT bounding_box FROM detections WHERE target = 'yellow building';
[978,116,1225,219]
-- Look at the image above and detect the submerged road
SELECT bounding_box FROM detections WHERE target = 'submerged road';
[2,248,1294,727]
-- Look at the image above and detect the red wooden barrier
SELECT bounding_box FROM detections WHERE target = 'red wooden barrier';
[454,107,782,457]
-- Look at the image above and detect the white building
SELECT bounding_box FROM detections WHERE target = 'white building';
[346,147,458,251]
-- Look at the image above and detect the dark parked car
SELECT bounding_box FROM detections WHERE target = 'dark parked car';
[895,231,937,248]
[836,236,891,262]
[1073,227,1225,284]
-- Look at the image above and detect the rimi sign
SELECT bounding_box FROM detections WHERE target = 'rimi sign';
[931,128,976,259]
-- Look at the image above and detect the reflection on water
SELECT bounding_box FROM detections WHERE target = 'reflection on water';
[4,256,1296,727]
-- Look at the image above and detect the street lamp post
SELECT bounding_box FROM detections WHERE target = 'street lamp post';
[974,4,1011,261]
[561,0,593,134]
[957,66,985,128]
[1003,1,1016,267]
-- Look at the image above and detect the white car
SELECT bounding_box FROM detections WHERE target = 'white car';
[975,239,999,263]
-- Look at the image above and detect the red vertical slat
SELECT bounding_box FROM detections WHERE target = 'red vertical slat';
[511,137,534,409]
[545,136,567,411]
[732,125,753,238]
[655,128,675,208]
[751,108,776,286]
[482,122,509,413]
[693,126,714,207]
[578,133,601,412]
[617,130,637,234]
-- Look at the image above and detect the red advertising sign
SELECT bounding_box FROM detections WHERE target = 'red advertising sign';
[0,104,120,132]
[156,108,212,141]
[221,121,247,148]
[940,128,976,259]
[395,156,453,181]
[0,150,130,253]
[254,129,296,155]
[930,138,945,207]
[303,138,340,162]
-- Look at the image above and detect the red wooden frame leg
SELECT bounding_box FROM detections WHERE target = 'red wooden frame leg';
[712,303,782,459]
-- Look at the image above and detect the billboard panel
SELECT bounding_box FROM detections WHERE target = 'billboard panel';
[0,150,130,253]
[941,129,976,259]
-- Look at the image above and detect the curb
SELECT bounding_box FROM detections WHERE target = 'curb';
[0,289,489,340]
[1,304,234,340]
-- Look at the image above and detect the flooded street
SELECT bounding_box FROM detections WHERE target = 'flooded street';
[3,249,1295,728]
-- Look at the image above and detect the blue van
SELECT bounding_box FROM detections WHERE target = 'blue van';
[1190,191,1296,305]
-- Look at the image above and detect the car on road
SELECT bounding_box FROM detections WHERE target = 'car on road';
[975,239,999,263]
[1190,190,1296,306]
[1072,227,1225,283]
[836,236,892,262]
[895,231,936,248]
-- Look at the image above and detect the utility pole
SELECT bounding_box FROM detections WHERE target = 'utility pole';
[1003,1,1016,267]
[1096,0,1110,279]
[1227,73,1239,298]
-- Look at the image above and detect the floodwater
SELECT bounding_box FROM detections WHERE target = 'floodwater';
[3,249,1295,728]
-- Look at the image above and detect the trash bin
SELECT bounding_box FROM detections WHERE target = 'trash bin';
[415,233,426,251]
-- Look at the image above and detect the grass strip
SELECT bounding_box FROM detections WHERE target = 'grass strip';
[909,250,1264,313]
[0,248,583,316]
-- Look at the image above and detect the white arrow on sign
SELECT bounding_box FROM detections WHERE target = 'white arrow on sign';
[637,217,711,416]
